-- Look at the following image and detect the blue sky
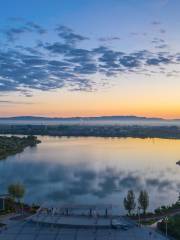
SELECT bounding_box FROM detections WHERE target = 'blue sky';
[1,0,178,50]
[0,0,180,118]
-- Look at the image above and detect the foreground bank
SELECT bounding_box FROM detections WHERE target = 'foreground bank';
[0,135,41,160]
[1,184,179,239]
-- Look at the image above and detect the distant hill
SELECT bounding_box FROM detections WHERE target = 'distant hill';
[0,115,178,122]
[0,115,180,127]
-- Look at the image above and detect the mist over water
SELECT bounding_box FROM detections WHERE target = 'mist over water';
[0,136,179,213]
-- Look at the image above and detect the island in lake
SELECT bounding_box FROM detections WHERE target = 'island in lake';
[0,135,41,160]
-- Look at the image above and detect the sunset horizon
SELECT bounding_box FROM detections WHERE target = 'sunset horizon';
[0,0,180,119]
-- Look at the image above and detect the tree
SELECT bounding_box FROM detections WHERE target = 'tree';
[138,190,149,215]
[123,190,136,215]
[8,183,25,203]
[178,192,180,204]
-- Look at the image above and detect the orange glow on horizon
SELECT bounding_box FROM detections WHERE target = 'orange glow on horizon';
[1,79,180,119]
[1,103,180,119]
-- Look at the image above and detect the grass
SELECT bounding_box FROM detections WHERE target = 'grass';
[140,219,157,225]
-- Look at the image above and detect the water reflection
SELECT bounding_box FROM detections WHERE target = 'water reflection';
[0,136,179,212]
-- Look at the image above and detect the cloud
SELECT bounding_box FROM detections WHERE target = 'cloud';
[146,178,174,191]
[4,27,31,41]
[151,38,165,44]
[0,21,179,95]
[26,21,46,34]
[146,54,172,65]
[151,38,169,49]
[151,21,161,25]
[0,48,96,92]
[55,25,89,46]
[0,44,176,94]
[3,21,46,41]
[155,44,169,49]
[0,100,33,104]
[45,42,73,54]
[98,37,121,42]
[159,29,166,34]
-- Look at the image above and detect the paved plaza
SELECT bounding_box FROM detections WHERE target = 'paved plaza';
[0,218,168,240]
[0,205,168,240]
[29,214,113,228]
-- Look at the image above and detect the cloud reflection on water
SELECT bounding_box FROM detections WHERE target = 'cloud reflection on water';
[0,137,179,211]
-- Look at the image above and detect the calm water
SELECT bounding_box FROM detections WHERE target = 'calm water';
[0,136,180,213]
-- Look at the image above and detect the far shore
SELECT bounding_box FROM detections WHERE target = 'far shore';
[0,124,180,140]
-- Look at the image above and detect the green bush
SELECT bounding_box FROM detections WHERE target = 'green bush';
[158,215,180,239]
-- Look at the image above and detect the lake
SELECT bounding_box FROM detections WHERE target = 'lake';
[0,136,180,213]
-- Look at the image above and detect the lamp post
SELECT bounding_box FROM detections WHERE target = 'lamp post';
[164,216,168,238]
[137,207,141,227]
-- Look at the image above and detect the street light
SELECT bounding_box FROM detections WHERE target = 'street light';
[164,216,168,238]
[137,207,141,227]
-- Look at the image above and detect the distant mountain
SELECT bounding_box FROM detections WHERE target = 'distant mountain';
[0,115,178,122]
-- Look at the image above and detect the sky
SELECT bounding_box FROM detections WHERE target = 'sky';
[0,0,180,118]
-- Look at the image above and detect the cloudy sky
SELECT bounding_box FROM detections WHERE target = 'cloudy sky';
[0,0,180,118]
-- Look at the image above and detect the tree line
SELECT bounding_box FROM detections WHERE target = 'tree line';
[124,190,149,215]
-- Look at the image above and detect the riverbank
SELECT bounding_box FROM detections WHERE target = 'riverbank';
[0,135,41,160]
[128,201,180,239]
[129,200,180,223]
